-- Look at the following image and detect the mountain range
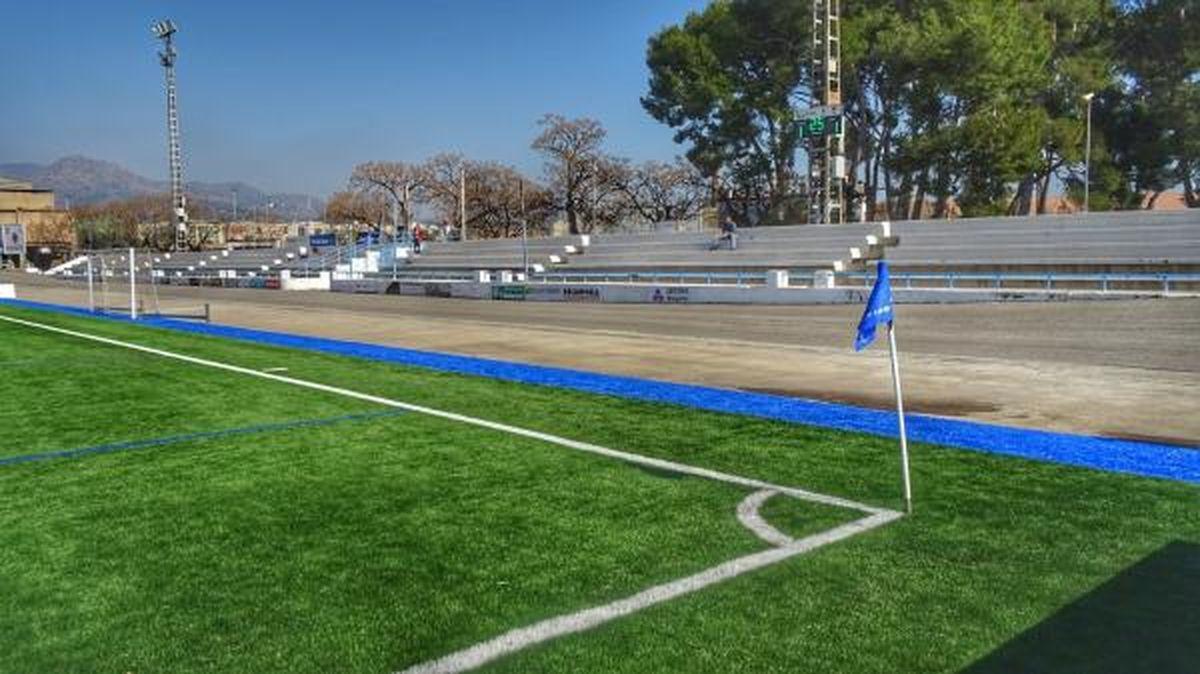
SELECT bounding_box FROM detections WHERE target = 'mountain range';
[0,156,324,221]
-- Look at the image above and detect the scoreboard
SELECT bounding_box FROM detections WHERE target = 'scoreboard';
[800,114,843,139]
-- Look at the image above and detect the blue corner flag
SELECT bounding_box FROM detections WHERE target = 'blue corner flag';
[854,261,894,351]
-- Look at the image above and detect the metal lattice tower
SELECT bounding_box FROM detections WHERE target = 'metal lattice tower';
[153,19,188,251]
[808,0,845,224]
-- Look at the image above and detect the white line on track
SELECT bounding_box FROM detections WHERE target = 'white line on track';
[0,313,903,672]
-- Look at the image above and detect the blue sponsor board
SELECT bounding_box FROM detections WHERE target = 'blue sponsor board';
[309,233,336,248]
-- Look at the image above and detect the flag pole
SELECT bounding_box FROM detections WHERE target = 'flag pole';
[887,322,912,514]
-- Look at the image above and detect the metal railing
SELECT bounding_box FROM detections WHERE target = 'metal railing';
[531,270,765,286]
[55,262,1200,294]
[844,271,1200,293]
[519,269,1200,292]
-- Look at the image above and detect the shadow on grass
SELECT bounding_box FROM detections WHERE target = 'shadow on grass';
[964,541,1199,674]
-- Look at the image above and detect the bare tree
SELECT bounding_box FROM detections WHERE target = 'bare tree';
[531,114,617,234]
[466,163,554,239]
[348,161,424,239]
[71,193,213,251]
[325,189,389,236]
[614,158,709,223]
[577,155,633,230]
[420,153,469,232]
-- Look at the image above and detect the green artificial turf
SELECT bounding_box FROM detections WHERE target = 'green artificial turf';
[0,305,1196,673]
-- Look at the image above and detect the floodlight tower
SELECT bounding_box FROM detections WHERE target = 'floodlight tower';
[153,19,189,250]
[806,0,846,224]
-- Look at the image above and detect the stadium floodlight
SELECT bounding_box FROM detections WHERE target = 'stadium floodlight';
[151,19,176,39]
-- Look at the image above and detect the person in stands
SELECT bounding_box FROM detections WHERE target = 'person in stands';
[711,210,738,251]
[723,216,738,250]
[413,224,426,254]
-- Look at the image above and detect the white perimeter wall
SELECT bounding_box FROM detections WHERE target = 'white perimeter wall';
[329,279,1136,304]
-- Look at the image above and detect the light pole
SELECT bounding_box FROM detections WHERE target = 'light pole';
[519,179,528,276]
[1082,92,1094,214]
[391,194,399,281]
[152,19,188,250]
[460,166,467,241]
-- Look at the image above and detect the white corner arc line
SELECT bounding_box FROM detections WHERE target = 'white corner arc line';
[0,313,904,672]
[736,490,794,547]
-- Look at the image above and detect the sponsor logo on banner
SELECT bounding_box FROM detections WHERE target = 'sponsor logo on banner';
[652,287,689,304]
[562,286,601,302]
[491,284,529,301]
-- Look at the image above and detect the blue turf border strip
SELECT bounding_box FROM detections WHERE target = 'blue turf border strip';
[0,410,404,467]
[2,298,1197,484]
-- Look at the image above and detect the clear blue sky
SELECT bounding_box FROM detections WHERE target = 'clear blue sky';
[0,0,706,196]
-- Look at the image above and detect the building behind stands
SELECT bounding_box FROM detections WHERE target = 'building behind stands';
[0,176,72,266]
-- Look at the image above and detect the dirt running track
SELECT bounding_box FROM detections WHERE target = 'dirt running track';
[8,273,1200,447]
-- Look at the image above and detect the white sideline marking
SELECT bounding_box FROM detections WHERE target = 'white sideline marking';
[736,490,794,547]
[0,314,886,515]
[0,313,903,672]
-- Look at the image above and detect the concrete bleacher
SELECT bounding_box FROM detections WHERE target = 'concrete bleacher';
[56,210,1200,280]
[407,210,1200,273]
[75,240,320,276]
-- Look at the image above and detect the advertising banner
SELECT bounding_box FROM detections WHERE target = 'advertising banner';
[491,284,529,301]
[1,224,25,255]
[309,233,336,248]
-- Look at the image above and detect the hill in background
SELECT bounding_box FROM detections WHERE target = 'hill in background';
[0,156,324,221]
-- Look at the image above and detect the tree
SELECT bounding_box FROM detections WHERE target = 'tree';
[643,0,808,225]
[884,0,1053,217]
[71,193,214,250]
[1109,0,1199,207]
[325,189,389,234]
[613,159,709,223]
[531,114,621,233]
[463,163,555,239]
[1011,0,1117,214]
[420,153,470,232]
[348,161,424,238]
